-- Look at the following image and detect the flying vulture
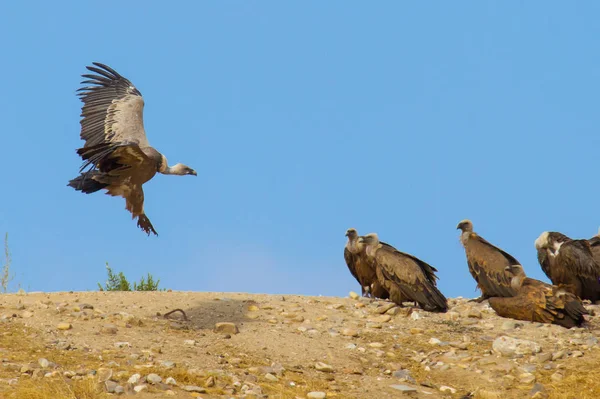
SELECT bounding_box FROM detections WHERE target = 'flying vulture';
[534,231,600,301]
[68,62,197,236]
[488,265,588,329]
[359,233,447,312]
[456,219,518,302]
[344,228,389,299]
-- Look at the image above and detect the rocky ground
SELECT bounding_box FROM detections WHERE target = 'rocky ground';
[0,291,598,399]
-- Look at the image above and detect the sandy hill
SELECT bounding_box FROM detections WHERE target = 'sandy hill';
[0,291,598,399]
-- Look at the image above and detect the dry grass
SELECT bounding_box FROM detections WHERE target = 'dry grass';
[9,378,107,399]
[535,352,600,399]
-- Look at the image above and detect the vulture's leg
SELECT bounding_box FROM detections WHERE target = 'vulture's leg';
[137,214,158,236]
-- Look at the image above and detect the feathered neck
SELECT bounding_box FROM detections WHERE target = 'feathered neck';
[161,165,189,175]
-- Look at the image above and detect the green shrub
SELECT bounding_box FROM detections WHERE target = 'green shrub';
[98,263,163,292]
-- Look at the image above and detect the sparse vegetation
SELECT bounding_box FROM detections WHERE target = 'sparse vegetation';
[97,262,163,291]
[1,233,14,293]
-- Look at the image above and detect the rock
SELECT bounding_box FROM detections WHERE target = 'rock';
[183,385,207,393]
[571,350,584,358]
[467,309,482,318]
[97,368,113,382]
[390,384,417,393]
[410,328,424,335]
[147,373,162,384]
[530,383,546,397]
[428,338,443,346]
[551,350,565,360]
[127,373,141,384]
[374,303,395,314]
[550,372,563,382]
[184,340,196,346]
[101,324,118,334]
[80,303,94,309]
[492,336,541,357]
[248,305,260,311]
[393,369,416,384]
[307,392,327,399]
[165,377,177,385]
[349,291,360,300]
[22,311,34,318]
[501,321,522,330]
[385,307,402,315]
[445,311,460,321]
[264,373,278,382]
[160,361,176,369]
[410,311,421,320]
[368,315,391,323]
[57,322,72,330]
[214,322,239,334]
[341,328,359,337]
[519,373,536,384]
[114,342,131,349]
[133,385,148,393]
[475,389,502,399]
[369,342,384,348]
[536,353,552,363]
[114,385,124,395]
[205,376,215,387]
[315,362,334,372]
[105,380,118,393]
[38,358,50,368]
[440,386,457,394]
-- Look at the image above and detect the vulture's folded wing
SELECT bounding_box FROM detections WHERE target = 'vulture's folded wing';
[464,233,518,297]
[376,249,447,312]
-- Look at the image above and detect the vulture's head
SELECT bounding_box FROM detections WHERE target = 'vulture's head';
[358,233,380,246]
[166,163,197,176]
[345,228,358,240]
[456,219,473,233]
[535,231,569,255]
[534,232,550,250]
[504,264,526,277]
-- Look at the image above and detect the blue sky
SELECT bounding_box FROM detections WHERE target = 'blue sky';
[1,2,599,298]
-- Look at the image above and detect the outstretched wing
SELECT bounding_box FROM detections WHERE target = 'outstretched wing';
[77,62,149,149]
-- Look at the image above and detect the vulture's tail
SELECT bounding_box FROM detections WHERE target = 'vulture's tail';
[68,173,108,194]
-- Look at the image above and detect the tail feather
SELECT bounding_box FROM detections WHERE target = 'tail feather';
[68,173,108,194]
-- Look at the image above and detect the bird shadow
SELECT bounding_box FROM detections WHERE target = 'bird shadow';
[162,296,259,331]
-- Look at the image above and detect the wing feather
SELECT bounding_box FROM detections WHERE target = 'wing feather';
[77,62,149,150]
[464,233,518,297]
[375,249,447,312]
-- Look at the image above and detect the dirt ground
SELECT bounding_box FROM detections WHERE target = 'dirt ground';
[0,291,598,399]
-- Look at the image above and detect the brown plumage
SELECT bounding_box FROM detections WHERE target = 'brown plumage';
[359,233,447,312]
[68,62,197,236]
[587,228,600,264]
[344,228,389,299]
[457,219,518,302]
[488,265,588,329]
[535,231,600,301]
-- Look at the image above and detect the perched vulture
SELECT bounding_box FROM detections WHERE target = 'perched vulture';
[68,62,197,236]
[488,265,588,329]
[457,219,518,302]
[534,231,600,301]
[344,228,389,299]
[359,233,447,312]
[587,228,600,263]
